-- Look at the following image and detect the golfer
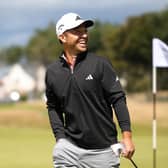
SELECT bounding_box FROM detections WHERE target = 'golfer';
[45,12,135,168]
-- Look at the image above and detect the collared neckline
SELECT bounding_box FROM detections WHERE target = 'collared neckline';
[60,51,87,65]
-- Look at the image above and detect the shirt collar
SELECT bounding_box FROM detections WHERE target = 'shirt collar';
[60,51,87,64]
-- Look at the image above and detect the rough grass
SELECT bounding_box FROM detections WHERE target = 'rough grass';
[127,92,168,127]
[0,100,49,127]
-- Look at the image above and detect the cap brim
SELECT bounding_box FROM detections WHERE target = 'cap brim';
[57,19,94,36]
[83,20,94,28]
[66,20,94,32]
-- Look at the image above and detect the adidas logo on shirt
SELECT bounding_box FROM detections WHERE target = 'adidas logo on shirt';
[85,74,93,80]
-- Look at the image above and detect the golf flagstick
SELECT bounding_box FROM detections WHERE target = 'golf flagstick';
[111,143,138,168]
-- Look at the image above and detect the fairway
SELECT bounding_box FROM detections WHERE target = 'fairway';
[0,126,55,168]
[0,94,168,168]
[120,125,168,167]
[0,125,167,167]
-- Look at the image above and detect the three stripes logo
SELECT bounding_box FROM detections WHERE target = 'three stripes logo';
[85,74,93,80]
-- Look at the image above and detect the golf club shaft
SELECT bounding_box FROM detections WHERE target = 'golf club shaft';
[130,158,138,168]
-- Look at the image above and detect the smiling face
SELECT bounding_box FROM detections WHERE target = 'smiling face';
[58,24,89,55]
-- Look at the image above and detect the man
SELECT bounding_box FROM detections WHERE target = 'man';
[45,12,135,168]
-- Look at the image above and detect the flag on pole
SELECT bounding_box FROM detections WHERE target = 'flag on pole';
[152,38,168,168]
[153,38,168,67]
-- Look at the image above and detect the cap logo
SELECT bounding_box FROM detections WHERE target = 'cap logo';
[58,24,64,31]
[75,15,81,21]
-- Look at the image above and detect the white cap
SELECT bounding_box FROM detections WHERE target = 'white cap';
[56,13,94,36]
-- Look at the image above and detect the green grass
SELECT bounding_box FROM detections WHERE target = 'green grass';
[0,125,167,168]
[0,126,55,168]
[0,99,167,167]
[120,124,168,168]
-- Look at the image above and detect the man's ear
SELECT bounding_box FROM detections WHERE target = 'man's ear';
[58,34,66,43]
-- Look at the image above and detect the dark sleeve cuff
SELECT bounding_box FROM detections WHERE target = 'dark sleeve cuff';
[56,133,66,141]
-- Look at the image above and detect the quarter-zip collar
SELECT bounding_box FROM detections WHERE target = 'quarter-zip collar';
[60,51,87,73]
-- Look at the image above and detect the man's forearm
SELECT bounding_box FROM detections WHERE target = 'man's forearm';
[114,98,131,132]
[48,109,66,141]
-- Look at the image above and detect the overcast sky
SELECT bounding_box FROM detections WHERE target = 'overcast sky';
[1,0,168,48]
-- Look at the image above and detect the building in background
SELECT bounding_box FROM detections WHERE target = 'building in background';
[0,64,46,103]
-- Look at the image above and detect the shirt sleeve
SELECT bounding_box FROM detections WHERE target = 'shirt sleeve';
[45,69,66,141]
[100,58,131,132]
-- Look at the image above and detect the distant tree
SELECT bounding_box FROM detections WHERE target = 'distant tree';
[112,8,168,91]
[26,23,62,66]
[88,22,123,74]
[88,21,103,52]
[1,46,23,64]
[98,23,125,74]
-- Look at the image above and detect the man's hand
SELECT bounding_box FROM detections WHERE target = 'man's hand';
[121,131,135,159]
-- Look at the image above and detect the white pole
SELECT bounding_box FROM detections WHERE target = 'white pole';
[152,66,157,168]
